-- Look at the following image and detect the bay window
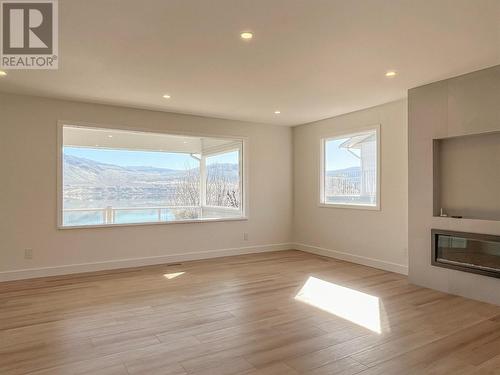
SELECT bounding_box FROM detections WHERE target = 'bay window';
[59,124,245,227]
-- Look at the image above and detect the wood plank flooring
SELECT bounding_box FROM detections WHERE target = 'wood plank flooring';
[1,250,499,375]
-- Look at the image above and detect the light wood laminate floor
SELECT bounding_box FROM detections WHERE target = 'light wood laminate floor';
[1,250,500,375]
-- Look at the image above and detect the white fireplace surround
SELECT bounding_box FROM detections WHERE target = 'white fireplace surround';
[408,65,500,306]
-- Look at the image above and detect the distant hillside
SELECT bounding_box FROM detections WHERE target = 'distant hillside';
[326,166,360,177]
[63,154,238,187]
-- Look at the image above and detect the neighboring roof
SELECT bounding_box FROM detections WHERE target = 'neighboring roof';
[339,133,376,149]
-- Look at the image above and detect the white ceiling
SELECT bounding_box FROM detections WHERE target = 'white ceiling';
[0,0,499,126]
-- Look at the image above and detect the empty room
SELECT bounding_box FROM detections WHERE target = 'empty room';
[1,1,500,374]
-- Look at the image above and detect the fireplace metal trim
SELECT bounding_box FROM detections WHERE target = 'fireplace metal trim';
[431,229,500,279]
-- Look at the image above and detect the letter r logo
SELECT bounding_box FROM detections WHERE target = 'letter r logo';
[2,1,54,54]
[9,8,48,48]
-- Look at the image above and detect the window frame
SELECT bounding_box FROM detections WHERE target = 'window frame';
[318,125,381,211]
[57,121,249,229]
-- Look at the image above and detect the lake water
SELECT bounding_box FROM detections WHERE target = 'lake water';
[63,207,198,226]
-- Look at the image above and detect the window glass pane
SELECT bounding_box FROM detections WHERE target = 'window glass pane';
[61,125,244,227]
[323,130,377,207]
[205,150,241,209]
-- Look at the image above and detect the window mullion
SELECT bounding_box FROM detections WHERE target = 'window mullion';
[200,154,207,209]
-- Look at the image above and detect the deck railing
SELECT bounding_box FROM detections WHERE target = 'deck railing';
[325,169,376,196]
[62,205,240,226]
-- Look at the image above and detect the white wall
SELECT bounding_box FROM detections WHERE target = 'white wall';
[292,100,408,274]
[0,93,293,280]
[0,93,409,281]
[408,65,500,305]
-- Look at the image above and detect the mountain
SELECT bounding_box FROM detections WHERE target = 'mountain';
[63,154,184,187]
[326,166,360,177]
[63,154,238,187]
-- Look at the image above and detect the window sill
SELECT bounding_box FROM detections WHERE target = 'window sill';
[318,203,380,211]
[58,216,248,230]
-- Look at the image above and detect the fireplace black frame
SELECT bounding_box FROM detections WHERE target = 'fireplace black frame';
[431,229,500,279]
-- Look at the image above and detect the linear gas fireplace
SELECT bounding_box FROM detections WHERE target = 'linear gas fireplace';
[432,229,500,278]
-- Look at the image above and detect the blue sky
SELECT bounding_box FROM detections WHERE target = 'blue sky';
[64,147,238,170]
[325,138,361,171]
[206,150,238,165]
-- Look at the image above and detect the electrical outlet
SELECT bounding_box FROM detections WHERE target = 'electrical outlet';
[243,233,249,241]
[24,248,33,260]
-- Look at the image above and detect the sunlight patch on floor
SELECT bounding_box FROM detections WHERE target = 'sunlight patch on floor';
[295,276,382,333]
[163,272,185,279]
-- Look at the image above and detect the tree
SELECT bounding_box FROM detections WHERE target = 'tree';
[206,163,239,208]
[171,163,200,220]
[172,161,240,220]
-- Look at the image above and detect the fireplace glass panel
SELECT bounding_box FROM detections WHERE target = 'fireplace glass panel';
[436,234,500,272]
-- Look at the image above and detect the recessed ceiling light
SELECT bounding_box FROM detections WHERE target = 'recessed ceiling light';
[0,71,7,77]
[163,94,171,99]
[274,110,281,114]
[240,32,253,40]
[385,71,397,77]
[107,135,113,138]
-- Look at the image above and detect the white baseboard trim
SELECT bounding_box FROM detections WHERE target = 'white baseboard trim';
[293,242,408,275]
[0,243,293,282]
